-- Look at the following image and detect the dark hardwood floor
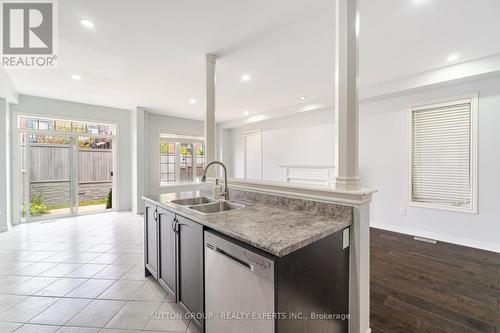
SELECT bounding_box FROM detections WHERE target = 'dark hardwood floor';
[370,228,500,333]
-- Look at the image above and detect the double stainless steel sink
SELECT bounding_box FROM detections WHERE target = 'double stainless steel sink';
[171,196,244,215]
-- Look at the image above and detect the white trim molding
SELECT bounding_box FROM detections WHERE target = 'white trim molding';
[371,222,500,254]
[361,54,500,103]
[279,165,335,186]
[226,178,375,206]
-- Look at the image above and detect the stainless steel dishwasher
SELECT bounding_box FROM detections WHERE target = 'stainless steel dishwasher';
[204,230,275,333]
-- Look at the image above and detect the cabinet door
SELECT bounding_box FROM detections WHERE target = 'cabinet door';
[158,208,177,296]
[177,215,204,317]
[144,202,158,278]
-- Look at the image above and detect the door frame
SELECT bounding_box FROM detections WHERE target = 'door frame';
[243,128,263,180]
[12,112,119,224]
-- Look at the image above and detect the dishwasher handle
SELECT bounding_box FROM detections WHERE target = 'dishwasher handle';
[206,243,253,271]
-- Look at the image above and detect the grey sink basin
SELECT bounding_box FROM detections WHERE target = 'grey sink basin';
[171,196,216,206]
[188,201,245,215]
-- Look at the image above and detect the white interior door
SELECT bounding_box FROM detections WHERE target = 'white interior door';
[244,130,263,180]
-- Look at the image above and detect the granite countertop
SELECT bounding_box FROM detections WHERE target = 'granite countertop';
[142,191,352,257]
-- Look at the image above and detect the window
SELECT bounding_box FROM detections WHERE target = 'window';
[409,95,477,213]
[160,131,205,185]
[18,116,116,135]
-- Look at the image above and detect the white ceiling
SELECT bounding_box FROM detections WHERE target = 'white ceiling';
[6,0,500,122]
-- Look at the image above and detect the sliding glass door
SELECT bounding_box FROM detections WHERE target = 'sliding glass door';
[17,116,116,222]
[20,133,76,219]
[77,136,114,214]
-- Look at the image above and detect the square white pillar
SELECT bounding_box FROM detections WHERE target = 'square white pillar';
[131,106,145,214]
[334,0,361,191]
[205,54,217,166]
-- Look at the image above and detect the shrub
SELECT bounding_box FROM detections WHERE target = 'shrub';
[106,189,112,209]
[22,195,49,217]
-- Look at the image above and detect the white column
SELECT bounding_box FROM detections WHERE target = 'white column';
[205,54,217,168]
[131,106,145,214]
[350,202,371,333]
[334,0,361,191]
[334,1,370,332]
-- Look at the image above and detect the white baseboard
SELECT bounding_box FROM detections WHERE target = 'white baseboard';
[371,221,500,253]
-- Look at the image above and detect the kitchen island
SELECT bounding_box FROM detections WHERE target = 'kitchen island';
[143,189,352,333]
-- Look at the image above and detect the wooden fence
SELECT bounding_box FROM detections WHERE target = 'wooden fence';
[78,149,113,182]
[28,144,112,182]
[25,144,113,206]
[29,144,71,181]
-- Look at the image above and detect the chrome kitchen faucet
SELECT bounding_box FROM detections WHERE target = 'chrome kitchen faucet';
[200,161,229,201]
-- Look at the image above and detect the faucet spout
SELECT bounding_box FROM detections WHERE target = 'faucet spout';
[200,161,229,200]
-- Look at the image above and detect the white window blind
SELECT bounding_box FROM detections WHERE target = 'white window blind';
[410,97,476,212]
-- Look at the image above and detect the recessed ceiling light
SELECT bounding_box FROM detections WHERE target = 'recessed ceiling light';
[189,99,197,104]
[243,111,249,115]
[241,74,251,82]
[299,96,308,101]
[80,19,94,29]
[446,54,459,62]
[71,74,81,81]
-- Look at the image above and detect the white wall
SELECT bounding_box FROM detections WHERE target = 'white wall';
[228,110,335,180]
[9,95,133,215]
[144,112,204,195]
[0,99,9,231]
[225,76,500,252]
[360,76,500,252]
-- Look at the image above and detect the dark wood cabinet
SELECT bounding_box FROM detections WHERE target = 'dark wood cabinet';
[177,215,204,320]
[144,204,204,329]
[275,230,349,333]
[144,202,158,278]
[144,199,349,333]
[158,207,177,296]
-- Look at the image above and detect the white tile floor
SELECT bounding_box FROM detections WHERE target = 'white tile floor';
[0,212,200,333]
